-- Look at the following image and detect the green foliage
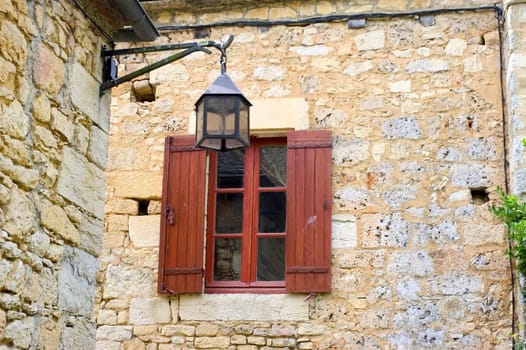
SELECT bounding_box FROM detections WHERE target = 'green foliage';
[491,187,526,276]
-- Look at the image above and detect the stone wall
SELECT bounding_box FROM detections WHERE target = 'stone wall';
[99,1,514,349]
[0,0,110,348]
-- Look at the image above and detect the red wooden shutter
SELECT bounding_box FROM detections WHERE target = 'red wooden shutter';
[158,135,207,294]
[286,130,332,293]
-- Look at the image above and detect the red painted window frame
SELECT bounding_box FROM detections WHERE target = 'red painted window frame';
[205,137,287,293]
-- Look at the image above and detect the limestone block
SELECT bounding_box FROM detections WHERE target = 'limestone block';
[431,271,483,296]
[0,20,27,63]
[194,336,230,349]
[462,223,505,245]
[0,56,15,88]
[331,214,357,248]
[34,125,58,150]
[407,58,449,73]
[316,1,335,14]
[354,31,385,51]
[195,324,218,336]
[445,38,467,56]
[249,97,309,132]
[58,247,97,317]
[31,93,51,122]
[361,213,409,248]
[160,325,195,336]
[388,251,434,277]
[96,326,133,341]
[88,125,108,169]
[79,214,103,257]
[0,100,29,139]
[396,278,421,300]
[96,341,121,350]
[466,137,497,160]
[384,185,416,209]
[71,62,110,132]
[289,45,333,56]
[315,108,346,128]
[38,267,58,308]
[59,317,96,350]
[252,65,285,81]
[297,323,331,336]
[269,7,297,20]
[103,265,154,298]
[40,199,80,244]
[51,108,74,143]
[4,317,33,349]
[344,61,373,77]
[382,117,421,139]
[33,45,65,95]
[56,147,106,218]
[334,187,372,211]
[332,137,369,164]
[389,80,411,92]
[0,136,31,168]
[339,249,384,269]
[463,54,483,72]
[105,199,139,215]
[128,215,160,248]
[2,187,35,240]
[179,294,309,321]
[245,7,269,20]
[129,297,171,325]
[108,172,162,200]
[231,334,247,344]
[450,163,492,188]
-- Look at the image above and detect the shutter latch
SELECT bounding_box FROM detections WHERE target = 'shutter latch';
[165,205,175,225]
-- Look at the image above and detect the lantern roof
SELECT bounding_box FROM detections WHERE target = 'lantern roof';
[201,73,252,105]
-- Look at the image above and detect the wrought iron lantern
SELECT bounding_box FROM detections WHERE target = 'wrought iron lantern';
[195,50,251,152]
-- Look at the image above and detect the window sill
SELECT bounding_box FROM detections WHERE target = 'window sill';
[178,293,309,321]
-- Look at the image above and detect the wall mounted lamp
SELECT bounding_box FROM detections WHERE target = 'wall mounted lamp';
[194,46,251,152]
[100,34,251,151]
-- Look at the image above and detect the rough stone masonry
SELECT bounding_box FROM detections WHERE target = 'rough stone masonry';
[97,0,518,349]
[0,0,111,348]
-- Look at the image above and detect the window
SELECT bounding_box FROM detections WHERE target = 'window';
[158,130,332,294]
[206,138,287,292]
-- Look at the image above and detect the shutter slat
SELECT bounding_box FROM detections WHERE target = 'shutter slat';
[286,130,332,293]
[158,135,206,294]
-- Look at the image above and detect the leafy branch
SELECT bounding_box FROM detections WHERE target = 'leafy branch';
[491,187,526,276]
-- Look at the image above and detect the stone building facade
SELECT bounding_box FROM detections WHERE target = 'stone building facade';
[96,1,526,349]
[0,0,122,348]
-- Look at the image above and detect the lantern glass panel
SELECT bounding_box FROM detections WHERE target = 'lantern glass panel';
[239,100,249,144]
[206,96,237,136]
[196,99,204,142]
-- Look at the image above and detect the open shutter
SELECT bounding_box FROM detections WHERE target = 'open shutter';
[158,135,207,294]
[286,130,332,293]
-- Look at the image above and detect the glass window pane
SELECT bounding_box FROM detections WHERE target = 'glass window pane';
[217,150,244,188]
[216,193,243,233]
[206,96,236,135]
[260,146,286,187]
[214,238,241,281]
[257,238,285,281]
[258,192,286,233]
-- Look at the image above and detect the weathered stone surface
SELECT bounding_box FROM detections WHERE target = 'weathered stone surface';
[382,117,421,139]
[71,62,109,131]
[40,199,80,244]
[33,44,65,95]
[0,20,27,63]
[108,172,162,200]
[331,214,357,248]
[103,265,154,298]
[387,251,434,276]
[96,325,133,341]
[56,147,106,218]
[88,126,109,169]
[194,336,230,349]
[179,294,308,321]
[129,298,171,325]
[407,59,449,73]
[128,215,160,248]
[0,100,29,140]
[252,65,285,81]
[354,30,385,50]
[2,188,34,239]
[58,247,98,317]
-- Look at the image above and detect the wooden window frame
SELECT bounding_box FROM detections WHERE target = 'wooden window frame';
[205,137,287,294]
